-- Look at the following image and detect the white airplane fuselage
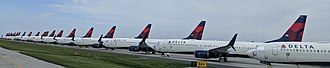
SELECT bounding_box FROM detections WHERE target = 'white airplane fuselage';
[102,38,163,48]
[73,38,99,46]
[55,37,74,45]
[247,42,330,63]
[153,40,259,55]
[42,37,56,43]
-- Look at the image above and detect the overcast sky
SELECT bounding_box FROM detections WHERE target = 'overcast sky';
[1,0,330,42]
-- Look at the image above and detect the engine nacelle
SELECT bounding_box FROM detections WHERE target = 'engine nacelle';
[68,42,76,46]
[92,44,100,48]
[128,46,139,52]
[194,50,219,58]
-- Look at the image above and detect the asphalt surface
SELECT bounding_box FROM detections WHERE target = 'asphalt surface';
[0,47,64,68]
[2,40,329,68]
[48,44,324,68]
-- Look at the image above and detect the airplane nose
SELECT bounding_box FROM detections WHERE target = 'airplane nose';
[246,49,256,57]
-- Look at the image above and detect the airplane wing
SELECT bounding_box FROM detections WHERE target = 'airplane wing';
[208,33,238,54]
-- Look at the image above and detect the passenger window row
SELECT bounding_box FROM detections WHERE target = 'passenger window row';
[280,48,330,53]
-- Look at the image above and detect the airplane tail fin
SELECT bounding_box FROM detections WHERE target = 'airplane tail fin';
[49,30,56,37]
[27,32,32,36]
[183,21,206,40]
[16,32,21,36]
[67,29,76,37]
[41,31,49,37]
[135,24,152,39]
[103,26,116,38]
[266,15,307,43]
[82,27,94,38]
[35,32,40,36]
[21,32,26,38]
[22,32,26,36]
[56,30,64,37]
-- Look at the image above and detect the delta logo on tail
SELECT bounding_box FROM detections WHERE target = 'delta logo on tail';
[266,15,307,43]
[56,30,64,37]
[135,24,151,39]
[183,21,206,40]
[82,27,94,38]
[103,26,116,38]
[67,29,76,37]
[27,32,32,36]
[49,30,56,37]
[42,31,49,36]
[35,32,40,36]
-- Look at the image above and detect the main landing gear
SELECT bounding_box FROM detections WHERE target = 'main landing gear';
[218,53,228,62]
[260,61,272,68]
[161,53,170,57]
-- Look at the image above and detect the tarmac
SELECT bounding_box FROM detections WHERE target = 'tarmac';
[2,41,330,68]
[0,47,64,68]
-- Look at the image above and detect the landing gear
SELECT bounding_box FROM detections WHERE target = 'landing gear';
[260,61,272,68]
[151,50,156,54]
[218,57,228,62]
[218,53,228,62]
[161,53,170,57]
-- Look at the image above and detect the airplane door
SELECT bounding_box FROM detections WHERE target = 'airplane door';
[272,45,278,56]
[271,44,280,61]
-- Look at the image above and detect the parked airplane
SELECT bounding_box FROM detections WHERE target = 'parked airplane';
[147,15,307,62]
[41,30,57,43]
[73,26,116,48]
[14,32,25,41]
[27,32,40,42]
[128,21,206,54]
[69,27,94,47]
[100,24,153,50]
[49,30,64,44]
[54,28,76,45]
[247,42,330,67]
[33,31,49,43]
[21,32,32,41]
[92,26,116,48]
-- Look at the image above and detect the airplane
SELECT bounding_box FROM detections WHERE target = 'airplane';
[72,26,116,48]
[246,42,330,67]
[147,15,307,62]
[27,32,40,42]
[54,28,76,45]
[69,27,94,47]
[89,26,116,48]
[41,30,56,43]
[21,32,32,41]
[99,24,153,51]
[42,30,63,44]
[33,31,49,43]
[14,32,25,41]
[127,21,206,54]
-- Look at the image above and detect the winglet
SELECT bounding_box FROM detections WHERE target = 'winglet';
[183,21,206,40]
[98,34,103,42]
[228,33,238,51]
